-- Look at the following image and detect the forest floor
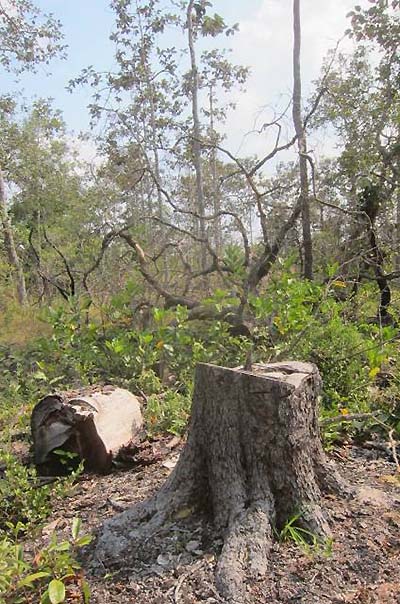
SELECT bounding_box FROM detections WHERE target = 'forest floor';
[25,440,400,604]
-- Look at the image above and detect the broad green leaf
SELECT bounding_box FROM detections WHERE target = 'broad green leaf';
[48,579,66,604]
[48,539,70,553]
[33,370,48,381]
[82,578,91,604]
[75,535,93,547]
[17,571,51,587]
[72,517,81,541]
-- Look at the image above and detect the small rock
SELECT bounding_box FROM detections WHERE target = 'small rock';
[355,486,393,509]
[162,456,178,469]
[185,540,201,552]
[156,553,173,567]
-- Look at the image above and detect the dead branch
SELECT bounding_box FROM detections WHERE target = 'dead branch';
[82,231,116,294]
[117,230,200,310]
[246,194,302,291]
[43,228,75,297]
[28,227,71,301]
[320,413,377,427]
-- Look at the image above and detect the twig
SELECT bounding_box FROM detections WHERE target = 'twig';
[107,498,126,512]
[173,559,205,604]
[320,413,377,427]
[388,429,400,473]
[372,415,400,473]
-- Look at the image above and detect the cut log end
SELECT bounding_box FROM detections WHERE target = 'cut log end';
[94,361,347,602]
[31,386,143,474]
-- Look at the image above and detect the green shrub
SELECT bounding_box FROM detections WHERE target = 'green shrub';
[145,390,192,437]
[1,274,398,443]
[0,518,91,604]
[0,454,82,534]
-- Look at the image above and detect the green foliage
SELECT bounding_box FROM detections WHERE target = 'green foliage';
[0,0,65,74]
[0,518,92,604]
[0,453,82,535]
[222,245,246,278]
[145,390,192,437]
[0,454,53,532]
[251,272,398,415]
[277,512,333,558]
[1,269,399,444]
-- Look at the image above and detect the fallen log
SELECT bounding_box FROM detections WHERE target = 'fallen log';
[94,362,348,603]
[31,385,143,474]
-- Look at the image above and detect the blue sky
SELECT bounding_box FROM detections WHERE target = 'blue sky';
[5,0,257,133]
[5,1,116,134]
[4,0,367,159]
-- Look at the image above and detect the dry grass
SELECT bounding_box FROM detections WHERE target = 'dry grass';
[0,299,51,347]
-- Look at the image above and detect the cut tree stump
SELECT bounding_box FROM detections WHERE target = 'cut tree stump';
[95,362,347,602]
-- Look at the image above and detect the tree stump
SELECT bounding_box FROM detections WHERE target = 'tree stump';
[95,362,346,602]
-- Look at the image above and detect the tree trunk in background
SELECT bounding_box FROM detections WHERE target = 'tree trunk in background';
[209,86,221,254]
[187,0,207,272]
[396,193,400,276]
[0,168,27,305]
[292,0,313,280]
[95,361,346,603]
[136,5,164,221]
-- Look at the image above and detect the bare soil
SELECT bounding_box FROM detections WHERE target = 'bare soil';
[35,441,400,604]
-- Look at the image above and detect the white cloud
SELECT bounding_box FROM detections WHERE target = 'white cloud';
[222,0,369,163]
[0,0,19,17]
[67,135,103,171]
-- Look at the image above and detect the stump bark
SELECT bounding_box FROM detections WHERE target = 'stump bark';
[95,362,346,602]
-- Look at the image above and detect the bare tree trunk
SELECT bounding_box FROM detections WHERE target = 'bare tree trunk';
[0,167,27,305]
[396,192,400,276]
[292,0,313,280]
[136,0,164,221]
[187,0,207,272]
[209,86,221,254]
[95,361,346,603]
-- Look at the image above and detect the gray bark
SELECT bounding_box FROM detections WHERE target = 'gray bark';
[396,192,400,276]
[95,361,345,603]
[0,167,27,305]
[187,0,207,272]
[209,86,221,254]
[292,0,313,280]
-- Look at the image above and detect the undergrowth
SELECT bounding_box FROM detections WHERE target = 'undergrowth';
[0,273,399,602]
[276,512,334,558]
[0,274,399,442]
[1,518,92,604]
[0,453,82,535]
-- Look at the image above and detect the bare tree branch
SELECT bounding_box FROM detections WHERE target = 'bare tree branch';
[43,228,75,297]
[28,228,71,301]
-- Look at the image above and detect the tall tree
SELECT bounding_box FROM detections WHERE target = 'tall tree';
[0,0,64,304]
[186,0,207,270]
[292,0,312,279]
[0,99,94,303]
[312,0,400,315]
[73,0,248,290]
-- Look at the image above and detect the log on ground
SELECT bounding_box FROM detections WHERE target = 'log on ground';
[94,362,347,602]
[31,385,143,474]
